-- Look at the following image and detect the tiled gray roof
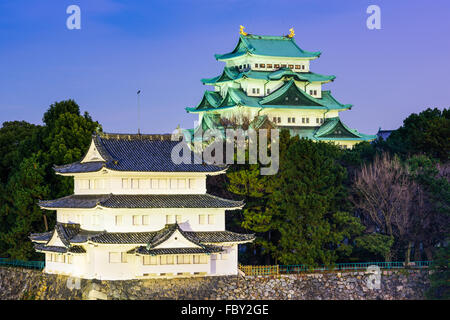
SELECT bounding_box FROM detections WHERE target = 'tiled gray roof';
[34,244,86,254]
[30,223,254,247]
[186,231,255,243]
[29,231,53,243]
[88,232,156,244]
[54,133,225,174]
[131,246,224,255]
[39,194,243,209]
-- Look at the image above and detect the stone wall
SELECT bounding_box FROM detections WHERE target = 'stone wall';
[0,266,430,300]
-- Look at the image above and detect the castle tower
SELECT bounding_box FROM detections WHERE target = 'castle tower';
[185,28,376,149]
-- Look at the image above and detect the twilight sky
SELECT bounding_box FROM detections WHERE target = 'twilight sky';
[0,0,449,135]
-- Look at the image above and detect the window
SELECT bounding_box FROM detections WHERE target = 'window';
[208,214,215,224]
[254,63,258,68]
[239,65,242,69]
[277,117,281,123]
[288,117,291,123]
[260,63,265,68]
[295,65,301,69]
[256,88,260,94]
[302,65,305,70]
[160,255,174,265]
[121,253,128,263]
[176,215,182,223]
[320,118,324,124]
[178,179,186,189]
[167,255,174,264]
[159,179,167,189]
[252,88,256,94]
[109,252,121,263]
[281,64,287,68]
[177,255,191,264]
[194,255,207,264]
[115,215,122,226]
[122,178,129,189]
[142,215,149,225]
[67,255,73,264]
[288,64,294,69]
[291,117,296,123]
[78,179,89,190]
[143,255,157,265]
[170,178,178,189]
[199,214,206,225]
[166,215,175,224]
[266,88,270,94]
[267,64,272,68]
[139,179,150,189]
[306,118,310,124]
[188,178,196,189]
[133,215,141,225]
[94,179,104,189]
[302,118,305,124]
[316,118,319,124]
[151,179,158,189]
[272,117,277,123]
[47,254,52,262]
[274,64,280,68]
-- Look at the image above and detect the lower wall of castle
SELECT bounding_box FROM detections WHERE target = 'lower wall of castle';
[0,267,430,300]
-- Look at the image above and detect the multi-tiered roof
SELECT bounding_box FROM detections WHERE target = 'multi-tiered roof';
[185,29,376,146]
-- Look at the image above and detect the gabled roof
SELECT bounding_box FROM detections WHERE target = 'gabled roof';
[53,133,225,174]
[30,223,255,247]
[30,223,87,254]
[214,34,321,61]
[131,246,223,255]
[186,82,350,113]
[260,79,322,106]
[314,117,377,141]
[201,67,335,85]
[39,194,243,209]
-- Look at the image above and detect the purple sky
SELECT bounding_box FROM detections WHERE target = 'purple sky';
[0,0,449,135]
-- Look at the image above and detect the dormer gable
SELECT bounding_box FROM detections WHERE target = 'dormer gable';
[81,139,106,163]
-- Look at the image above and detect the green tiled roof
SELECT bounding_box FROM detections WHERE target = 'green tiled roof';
[215,34,321,60]
[186,80,351,113]
[312,117,377,141]
[201,67,335,85]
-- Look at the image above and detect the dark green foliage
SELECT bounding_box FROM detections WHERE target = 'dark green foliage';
[426,245,450,300]
[354,234,394,261]
[0,100,100,260]
[385,108,450,162]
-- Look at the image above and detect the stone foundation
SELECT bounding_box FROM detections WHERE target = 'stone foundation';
[0,267,430,300]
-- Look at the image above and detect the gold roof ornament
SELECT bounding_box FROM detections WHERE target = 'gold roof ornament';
[287,27,295,38]
[239,25,248,36]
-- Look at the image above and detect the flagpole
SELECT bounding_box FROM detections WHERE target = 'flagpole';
[137,90,141,134]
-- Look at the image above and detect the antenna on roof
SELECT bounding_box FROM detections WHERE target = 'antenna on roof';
[137,90,141,135]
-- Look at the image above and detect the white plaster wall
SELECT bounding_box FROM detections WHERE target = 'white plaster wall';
[44,244,239,280]
[227,56,313,72]
[56,207,227,232]
[73,173,207,195]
